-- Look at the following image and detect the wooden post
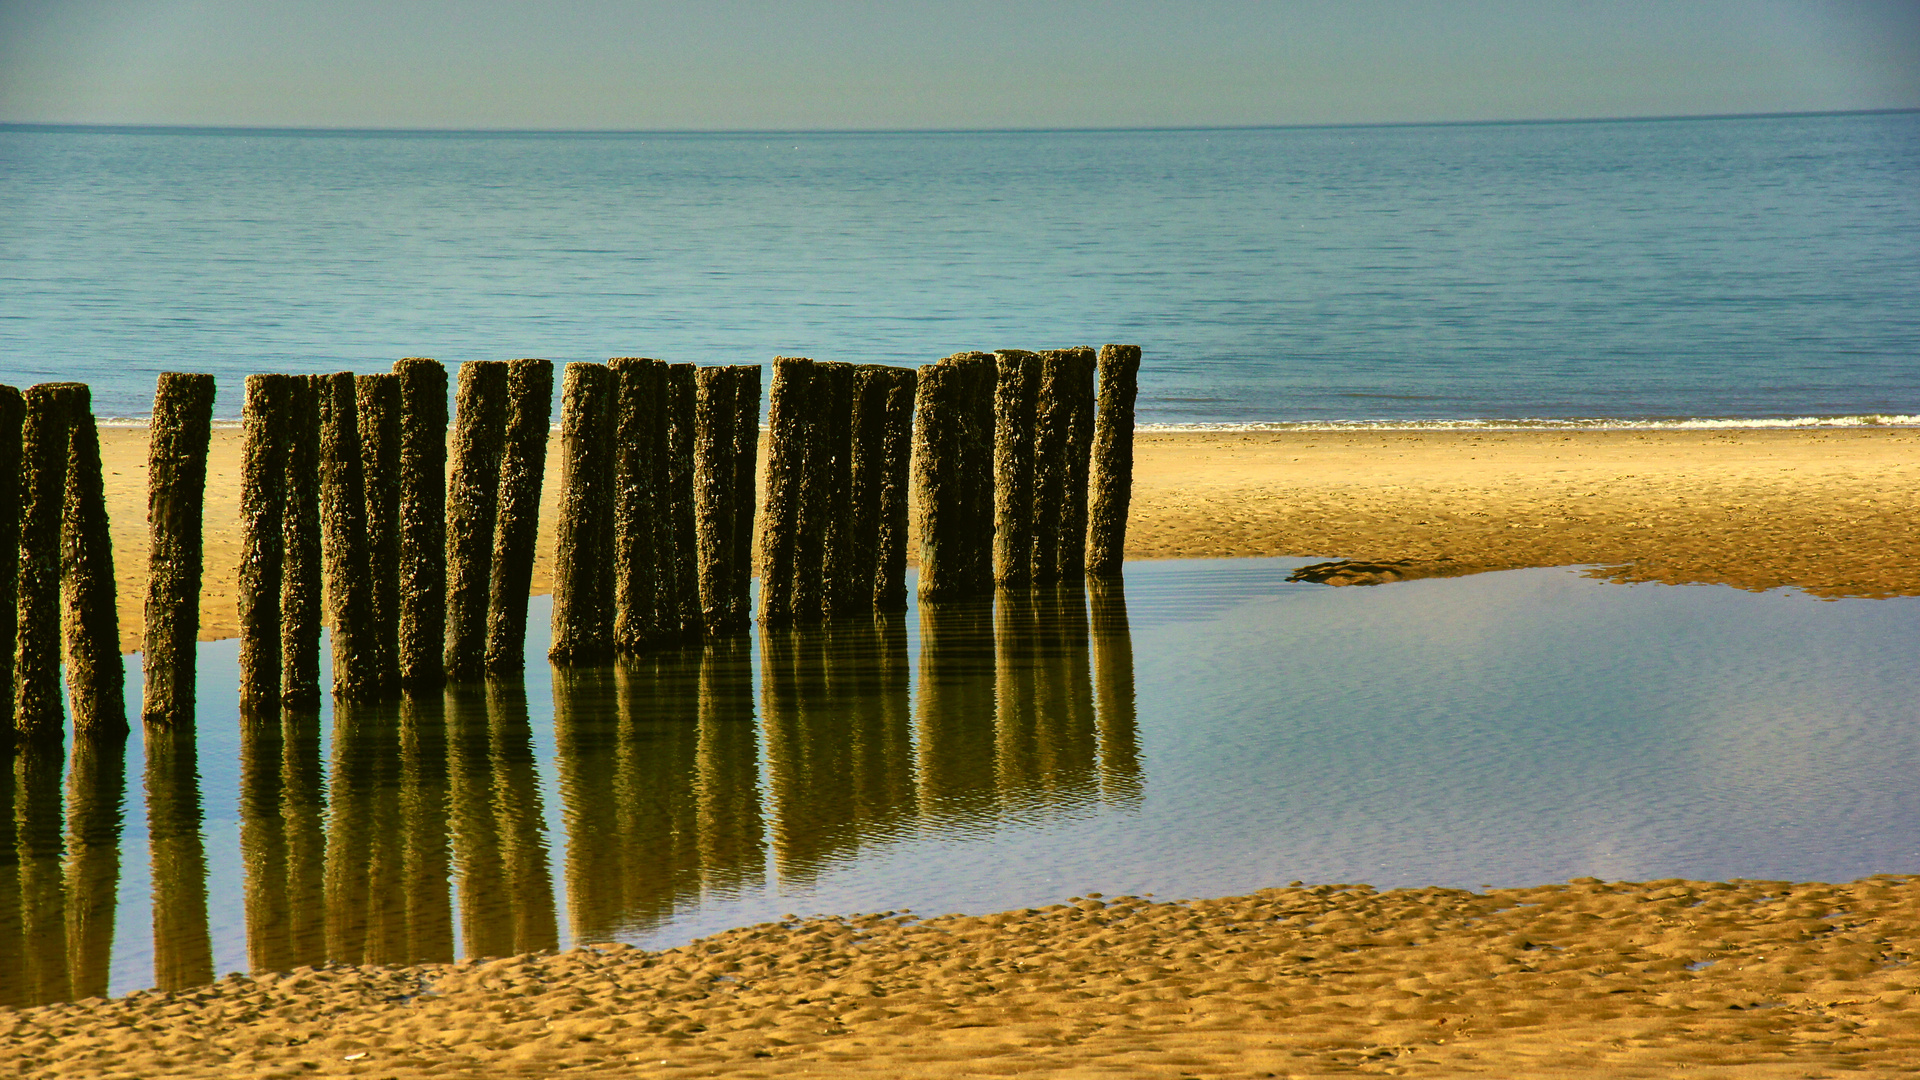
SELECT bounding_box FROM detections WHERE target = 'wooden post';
[610,357,666,653]
[13,384,73,739]
[486,358,553,674]
[846,365,891,613]
[281,376,323,703]
[0,384,23,730]
[663,363,701,639]
[550,362,616,663]
[1060,345,1098,579]
[142,372,216,728]
[1087,344,1140,578]
[694,365,737,635]
[874,366,916,612]
[1032,351,1072,584]
[393,358,448,689]
[62,384,124,735]
[238,375,291,706]
[992,350,1040,588]
[757,356,812,628]
[356,373,402,692]
[912,353,996,601]
[444,360,508,680]
[815,361,857,618]
[317,371,379,701]
[728,365,761,630]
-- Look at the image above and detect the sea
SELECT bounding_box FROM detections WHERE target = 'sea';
[2,111,1916,425]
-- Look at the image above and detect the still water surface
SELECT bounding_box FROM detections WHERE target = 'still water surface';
[2,559,1917,1005]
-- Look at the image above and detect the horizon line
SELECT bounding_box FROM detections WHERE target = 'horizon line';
[3,107,1915,138]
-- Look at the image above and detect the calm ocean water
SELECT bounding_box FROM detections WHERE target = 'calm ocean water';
[2,113,1917,424]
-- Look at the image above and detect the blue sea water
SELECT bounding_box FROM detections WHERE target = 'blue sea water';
[3,113,1916,424]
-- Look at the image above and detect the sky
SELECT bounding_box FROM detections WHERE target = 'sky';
[0,0,1916,130]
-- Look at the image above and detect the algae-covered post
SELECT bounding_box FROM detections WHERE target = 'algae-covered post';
[13,384,72,738]
[992,350,1040,588]
[392,357,447,689]
[1033,348,1096,583]
[610,357,666,653]
[280,377,323,704]
[663,363,702,639]
[317,371,380,701]
[1087,344,1141,578]
[728,365,762,630]
[486,358,553,674]
[443,360,508,680]
[143,372,216,728]
[0,385,23,729]
[758,356,813,628]
[874,365,916,612]
[846,365,891,612]
[694,365,737,635]
[62,383,123,735]
[815,361,858,618]
[550,361,616,663]
[1060,345,1098,579]
[913,353,996,601]
[356,373,402,693]
[237,375,290,706]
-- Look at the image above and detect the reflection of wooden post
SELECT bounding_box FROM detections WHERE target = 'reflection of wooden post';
[14,384,74,738]
[874,367,916,612]
[663,364,701,639]
[318,372,378,701]
[64,728,127,1000]
[63,385,124,734]
[757,357,812,627]
[146,724,214,991]
[1089,577,1142,805]
[992,350,1040,587]
[553,664,620,942]
[550,362,616,663]
[281,706,328,967]
[696,638,763,893]
[1087,345,1140,578]
[393,358,448,689]
[239,705,293,974]
[1061,347,1098,579]
[728,366,761,630]
[694,366,736,635]
[845,366,889,613]
[356,372,402,692]
[0,385,23,731]
[16,733,70,1004]
[913,353,996,601]
[487,358,553,674]
[913,599,999,821]
[326,699,406,964]
[0,745,19,1008]
[490,678,559,955]
[444,361,508,680]
[143,373,215,728]
[238,376,291,707]
[281,377,323,704]
[398,691,454,964]
[816,361,857,617]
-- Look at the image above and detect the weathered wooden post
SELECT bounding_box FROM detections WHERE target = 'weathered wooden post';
[393,357,447,689]
[13,384,73,738]
[486,358,553,674]
[356,372,402,692]
[663,363,701,639]
[757,356,812,628]
[238,375,290,706]
[1087,344,1140,578]
[1060,345,1098,579]
[281,376,323,703]
[1032,351,1072,584]
[444,360,508,680]
[875,366,916,612]
[318,371,379,701]
[550,361,616,663]
[992,350,1040,587]
[815,360,857,618]
[728,365,761,630]
[912,353,996,601]
[845,365,891,613]
[0,384,23,729]
[142,372,216,728]
[610,357,666,653]
[694,365,737,635]
[62,384,124,735]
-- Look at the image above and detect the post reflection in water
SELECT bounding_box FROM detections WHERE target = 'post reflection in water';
[1090,578,1143,807]
[448,679,558,959]
[145,724,213,992]
[15,734,69,1005]
[695,638,765,898]
[994,588,1099,813]
[65,729,127,1000]
[914,599,1000,822]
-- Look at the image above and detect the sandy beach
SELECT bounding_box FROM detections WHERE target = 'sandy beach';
[35,424,1920,1076]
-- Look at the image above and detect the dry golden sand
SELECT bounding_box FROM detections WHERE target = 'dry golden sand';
[8,878,1920,1078]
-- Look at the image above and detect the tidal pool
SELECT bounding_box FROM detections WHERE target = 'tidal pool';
[2,558,1916,1003]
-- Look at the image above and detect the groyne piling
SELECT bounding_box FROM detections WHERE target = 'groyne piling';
[356,372,402,692]
[846,365,890,613]
[727,365,761,631]
[317,371,379,701]
[757,357,812,628]
[913,352,996,601]
[63,383,123,735]
[238,375,291,706]
[817,361,858,618]
[992,350,1040,587]
[1059,346,1098,579]
[13,384,73,739]
[486,358,553,674]
[550,361,616,663]
[0,385,24,730]
[443,360,509,681]
[610,357,666,653]
[874,365,916,612]
[142,372,216,728]
[790,359,831,624]
[694,365,738,635]
[1087,344,1140,578]
[663,363,701,639]
[393,357,447,689]
[281,377,322,704]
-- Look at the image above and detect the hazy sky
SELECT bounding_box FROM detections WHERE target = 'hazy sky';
[1,0,1915,129]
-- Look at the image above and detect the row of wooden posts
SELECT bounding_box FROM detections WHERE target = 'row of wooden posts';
[0,344,1137,728]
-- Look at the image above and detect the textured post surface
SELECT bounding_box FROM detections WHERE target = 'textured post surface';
[238,376,290,705]
[143,372,216,728]
[1087,344,1141,577]
[281,377,323,703]
[1032,350,1073,584]
[846,365,891,613]
[61,385,124,735]
[757,357,812,628]
[318,372,379,701]
[486,358,553,673]
[815,361,857,618]
[1060,345,1098,579]
[663,363,701,639]
[443,360,508,680]
[393,358,448,688]
[693,365,736,635]
[550,362,615,663]
[912,353,996,601]
[356,373,402,692]
[728,365,761,629]
[874,366,916,612]
[610,357,665,653]
[992,350,1040,587]
[0,385,23,730]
